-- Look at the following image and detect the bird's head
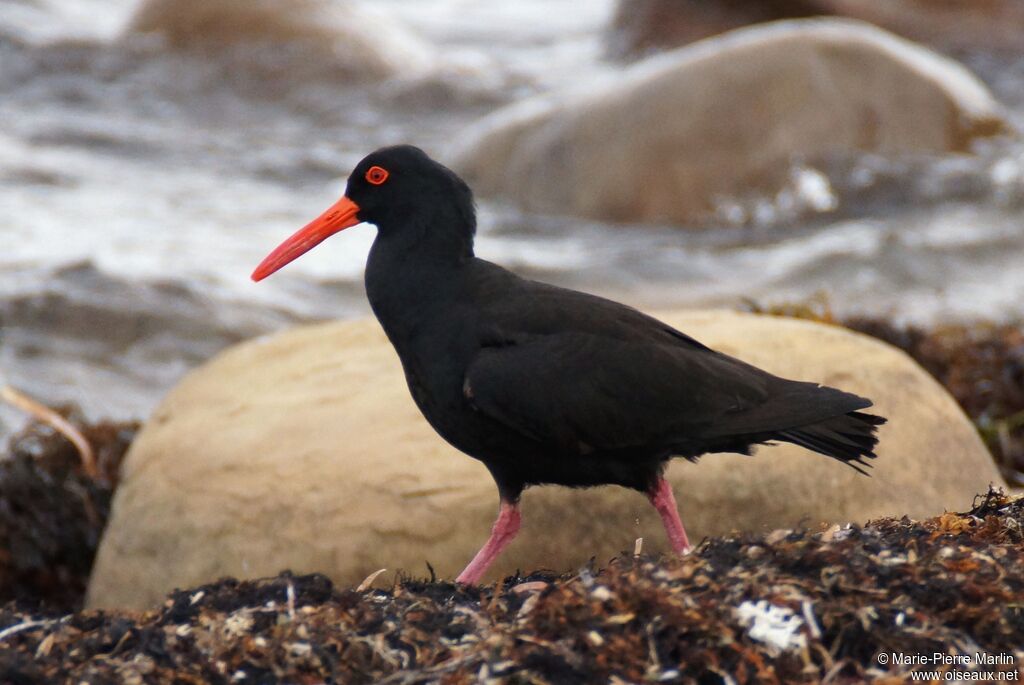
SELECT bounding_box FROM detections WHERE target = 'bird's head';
[252,145,475,282]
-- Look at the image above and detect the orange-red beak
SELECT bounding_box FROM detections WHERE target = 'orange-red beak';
[251,196,362,281]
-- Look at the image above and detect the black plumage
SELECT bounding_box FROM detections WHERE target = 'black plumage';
[253,145,886,583]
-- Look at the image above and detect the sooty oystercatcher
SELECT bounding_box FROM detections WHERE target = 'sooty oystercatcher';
[252,145,886,584]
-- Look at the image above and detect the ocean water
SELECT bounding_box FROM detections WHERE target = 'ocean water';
[1,0,1023,432]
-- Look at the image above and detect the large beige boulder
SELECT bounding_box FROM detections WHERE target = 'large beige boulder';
[87,309,1003,609]
[452,19,1010,226]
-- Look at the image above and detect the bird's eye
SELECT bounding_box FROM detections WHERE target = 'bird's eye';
[365,166,389,185]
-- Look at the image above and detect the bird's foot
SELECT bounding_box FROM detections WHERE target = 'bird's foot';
[648,477,692,555]
[456,500,521,585]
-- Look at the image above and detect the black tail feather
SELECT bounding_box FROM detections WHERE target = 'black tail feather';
[777,411,886,475]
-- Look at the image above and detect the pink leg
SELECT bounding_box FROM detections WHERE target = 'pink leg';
[648,477,692,555]
[456,500,521,585]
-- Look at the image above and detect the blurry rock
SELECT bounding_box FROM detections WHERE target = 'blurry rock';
[124,0,434,80]
[607,0,828,60]
[822,0,1024,54]
[87,310,1003,609]
[608,0,1024,59]
[452,20,1010,226]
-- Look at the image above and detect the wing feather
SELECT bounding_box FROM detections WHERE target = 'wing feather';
[465,332,769,452]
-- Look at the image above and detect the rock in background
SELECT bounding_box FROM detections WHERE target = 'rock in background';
[823,0,1024,55]
[86,310,1003,609]
[607,0,829,60]
[124,0,435,81]
[607,0,1024,60]
[451,20,1010,226]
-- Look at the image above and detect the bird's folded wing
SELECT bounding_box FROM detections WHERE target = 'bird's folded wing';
[464,332,771,453]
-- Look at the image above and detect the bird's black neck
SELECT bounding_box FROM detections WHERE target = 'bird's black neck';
[363,185,478,344]
[364,226,473,345]
[367,187,476,261]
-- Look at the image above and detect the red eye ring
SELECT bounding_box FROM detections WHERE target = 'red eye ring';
[365,165,389,185]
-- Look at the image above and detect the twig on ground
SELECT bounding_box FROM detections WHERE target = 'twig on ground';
[1,385,97,479]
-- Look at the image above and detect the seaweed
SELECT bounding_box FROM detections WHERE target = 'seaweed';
[0,411,138,612]
[1,490,1021,684]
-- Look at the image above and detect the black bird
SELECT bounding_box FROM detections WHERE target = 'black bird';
[252,145,886,584]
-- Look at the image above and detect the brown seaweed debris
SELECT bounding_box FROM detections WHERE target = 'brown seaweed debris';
[1,385,97,478]
[0,410,138,612]
[2,489,1021,684]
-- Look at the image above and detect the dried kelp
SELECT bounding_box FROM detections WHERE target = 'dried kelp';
[0,412,137,612]
[2,489,1020,684]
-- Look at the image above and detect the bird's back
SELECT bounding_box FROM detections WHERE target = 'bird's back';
[459,259,884,486]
